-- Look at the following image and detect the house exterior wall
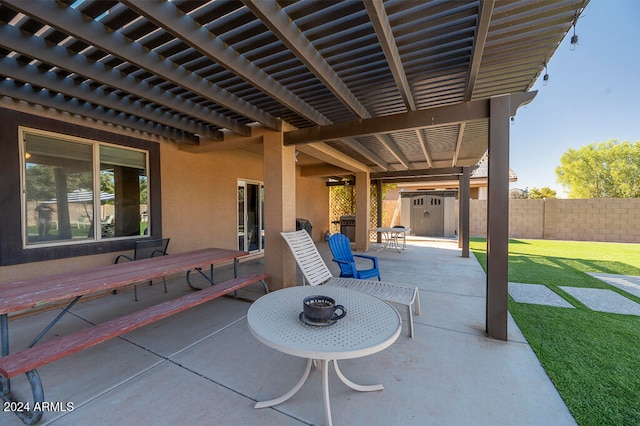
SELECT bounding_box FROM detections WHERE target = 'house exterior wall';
[160,143,264,254]
[296,167,330,242]
[1,126,329,284]
[470,198,640,243]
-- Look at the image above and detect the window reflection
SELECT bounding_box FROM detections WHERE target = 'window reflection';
[22,129,149,246]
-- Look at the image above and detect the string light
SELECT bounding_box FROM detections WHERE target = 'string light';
[542,63,549,86]
[570,18,579,51]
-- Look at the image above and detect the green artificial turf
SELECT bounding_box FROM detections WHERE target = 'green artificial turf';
[470,238,640,426]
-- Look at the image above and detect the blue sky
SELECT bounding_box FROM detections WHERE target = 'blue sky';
[509,0,639,197]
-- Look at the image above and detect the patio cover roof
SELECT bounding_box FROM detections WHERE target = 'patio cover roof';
[0,0,587,181]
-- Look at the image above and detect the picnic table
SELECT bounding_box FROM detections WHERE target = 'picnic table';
[0,247,268,425]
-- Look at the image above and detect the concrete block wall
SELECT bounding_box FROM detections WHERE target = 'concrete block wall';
[509,199,544,239]
[470,199,487,237]
[470,198,640,243]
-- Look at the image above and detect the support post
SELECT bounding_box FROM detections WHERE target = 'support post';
[486,94,510,341]
[459,167,470,258]
[262,128,297,291]
[376,180,382,243]
[355,171,370,252]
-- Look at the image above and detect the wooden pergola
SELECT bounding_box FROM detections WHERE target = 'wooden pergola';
[0,0,588,340]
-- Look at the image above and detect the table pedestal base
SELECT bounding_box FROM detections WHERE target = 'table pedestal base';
[255,358,383,426]
[375,230,406,253]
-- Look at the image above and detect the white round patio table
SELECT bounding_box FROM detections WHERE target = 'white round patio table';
[247,286,402,426]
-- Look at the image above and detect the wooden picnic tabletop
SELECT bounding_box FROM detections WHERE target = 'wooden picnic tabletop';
[0,248,248,315]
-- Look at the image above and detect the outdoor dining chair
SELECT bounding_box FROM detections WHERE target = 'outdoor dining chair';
[115,237,170,301]
[328,232,381,280]
[281,230,420,337]
[392,225,408,250]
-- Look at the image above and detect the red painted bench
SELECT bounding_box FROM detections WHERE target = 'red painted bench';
[0,272,268,425]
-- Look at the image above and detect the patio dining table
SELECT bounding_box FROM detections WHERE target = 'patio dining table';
[247,286,401,426]
[375,227,411,252]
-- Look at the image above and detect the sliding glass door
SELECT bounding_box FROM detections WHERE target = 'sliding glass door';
[237,180,264,253]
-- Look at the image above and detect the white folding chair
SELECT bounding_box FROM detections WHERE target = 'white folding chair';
[281,230,420,337]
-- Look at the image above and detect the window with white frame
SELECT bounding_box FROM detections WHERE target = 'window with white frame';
[21,127,149,247]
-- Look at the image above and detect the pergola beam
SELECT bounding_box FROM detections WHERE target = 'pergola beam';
[416,129,434,168]
[6,0,265,134]
[296,144,369,174]
[243,0,392,170]
[0,80,198,143]
[465,0,495,101]
[285,92,537,146]
[0,57,222,142]
[363,0,414,169]
[0,24,247,136]
[364,0,416,111]
[452,122,466,167]
[243,0,370,120]
[125,0,329,127]
[371,167,464,180]
[300,165,352,178]
[375,134,410,169]
[285,99,491,145]
[342,138,389,170]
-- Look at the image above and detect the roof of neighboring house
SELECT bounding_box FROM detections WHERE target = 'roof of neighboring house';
[471,153,518,182]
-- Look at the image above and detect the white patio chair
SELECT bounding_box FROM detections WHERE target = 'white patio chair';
[281,230,420,337]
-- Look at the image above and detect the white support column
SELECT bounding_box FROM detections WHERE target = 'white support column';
[262,128,297,291]
[355,171,370,252]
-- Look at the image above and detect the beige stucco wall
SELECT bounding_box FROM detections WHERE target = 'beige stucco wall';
[1,140,330,283]
[470,198,640,243]
[160,143,264,253]
[295,167,330,242]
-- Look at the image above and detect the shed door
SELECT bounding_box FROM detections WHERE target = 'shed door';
[410,196,428,235]
[410,195,444,236]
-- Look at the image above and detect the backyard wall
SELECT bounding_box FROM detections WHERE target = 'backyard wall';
[470,198,640,243]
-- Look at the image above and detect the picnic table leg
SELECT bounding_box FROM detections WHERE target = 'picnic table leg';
[1,314,9,395]
[1,317,45,425]
[1,296,79,403]
[186,264,215,289]
[2,302,76,425]
[28,296,81,348]
[0,370,45,425]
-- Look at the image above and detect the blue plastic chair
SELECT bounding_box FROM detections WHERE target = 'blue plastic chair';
[328,233,381,280]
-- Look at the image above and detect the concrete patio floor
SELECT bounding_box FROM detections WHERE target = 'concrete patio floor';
[2,238,575,426]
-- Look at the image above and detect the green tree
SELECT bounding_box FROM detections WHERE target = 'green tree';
[555,140,640,198]
[26,165,92,201]
[25,164,56,201]
[528,187,557,199]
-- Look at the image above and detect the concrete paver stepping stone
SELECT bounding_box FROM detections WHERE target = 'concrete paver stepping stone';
[508,283,574,308]
[559,286,640,316]
[588,273,640,299]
